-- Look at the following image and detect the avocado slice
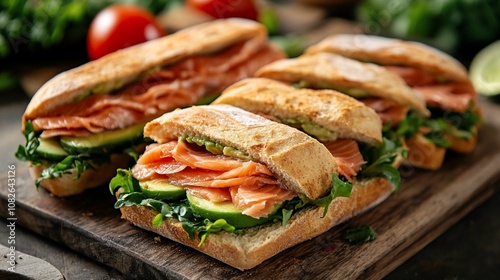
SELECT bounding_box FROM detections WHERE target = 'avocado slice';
[139,180,186,200]
[60,122,145,154]
[187,192,277,228]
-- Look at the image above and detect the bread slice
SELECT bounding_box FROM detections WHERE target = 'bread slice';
[305,34,470,84]
[212,78,383,146]
[144,104,337,200]
[118,176,393,270]
[23,18,268,126]
[254,53,429,117]
[444,132,477,154]
[30,153,132,197]
[404,133,446,170]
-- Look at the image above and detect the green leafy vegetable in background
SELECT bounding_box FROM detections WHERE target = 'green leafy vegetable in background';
[0,0,172,59]
[357,0,500,56]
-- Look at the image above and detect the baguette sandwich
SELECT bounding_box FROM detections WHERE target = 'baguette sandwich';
[306,34,481,160]
[15,18,285,197]
[254,52,447,170]
[109,104,399,270]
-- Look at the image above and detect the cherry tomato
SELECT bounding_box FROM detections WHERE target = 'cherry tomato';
[187,0,258,21]
[87,4,166,60]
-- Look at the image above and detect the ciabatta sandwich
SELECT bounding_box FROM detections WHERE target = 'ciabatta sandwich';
[306,34,481,161]
[16,18,285,197]
[253,52,447,169]
[109,104,399,270]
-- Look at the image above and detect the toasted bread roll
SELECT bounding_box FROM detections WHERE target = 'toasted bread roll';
[213,78,382,146]
[118,172,393,270]
[144,104,337,200]
[305,34,469,84]
[255,53,429,117]
[23,18,270,124]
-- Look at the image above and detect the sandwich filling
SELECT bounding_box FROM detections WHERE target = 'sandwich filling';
[32,38,283,138]
[17,38,284,187]
[132,137,296,219]
[110,135,355,245]
[383,66,481,149]
[256,113,401,189]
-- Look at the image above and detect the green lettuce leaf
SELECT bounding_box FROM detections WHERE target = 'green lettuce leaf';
[15,121,42,164]
[359,137,402,191]
[343,225,377,245]
[297,174,353,217]
[109,168,140,194]
[35,154,95,188]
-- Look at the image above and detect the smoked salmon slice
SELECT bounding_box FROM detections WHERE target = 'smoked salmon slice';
[133,140,296,219]
[361,98,409,125]
[414,84,474,112]
[230,184,296,218]
[323,139,365,182]
[34,40,285,138]
[384,66,475,112]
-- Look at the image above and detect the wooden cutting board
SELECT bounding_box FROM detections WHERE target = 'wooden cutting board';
[1,101,499,280]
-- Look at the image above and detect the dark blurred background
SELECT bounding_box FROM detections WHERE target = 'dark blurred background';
[1,0,499,96]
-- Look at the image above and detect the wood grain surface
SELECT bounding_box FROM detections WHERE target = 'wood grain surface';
[1,101,499,280]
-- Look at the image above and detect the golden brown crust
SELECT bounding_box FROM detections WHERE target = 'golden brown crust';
[144,104,337,200]
[29,154,132,197]
[213,78,383,146]
[306,34,469,84]
[118,177,394,270]
[254,53,429,117]
[23,18,267,124]
[444,132,477,154]
[404,133,446,170]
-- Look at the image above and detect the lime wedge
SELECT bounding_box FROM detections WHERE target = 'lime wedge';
[469,40,500,96]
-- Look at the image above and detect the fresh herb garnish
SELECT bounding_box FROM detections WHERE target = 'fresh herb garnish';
[35,154,96,188]
[343,225,377,245]
[15,121,42,164]
[359,137,402,191]
[113,188,242,247]
[299,174,353,217]
[16,121,143,187]
[384,108,480,149]
[110,170,352,245]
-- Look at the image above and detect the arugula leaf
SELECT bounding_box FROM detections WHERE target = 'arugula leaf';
[15,121,42,164]
[17,120,145,187]
[343,225,377,245]
[359,137,402,191]
[427,107,481,143]
[109,168,141,194]
[197,219,239,247]
[35,154,96,188]
[297,174,353,217]
[114,190,243,246]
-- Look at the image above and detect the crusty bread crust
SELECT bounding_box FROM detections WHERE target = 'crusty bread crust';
[404,133,446,170]
[144,104,337,200]
[29,154,132,197]
[254,53,429,117]
[444,132,477,154]
[23,18,266,124]
[213,78,383,146]
[118,177,393,270]
[306,34,469,84]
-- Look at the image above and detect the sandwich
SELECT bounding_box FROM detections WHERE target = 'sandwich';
[109,104,399,270]
[15,18,285,197]
[306,34,481,160]
[253,52,445,169]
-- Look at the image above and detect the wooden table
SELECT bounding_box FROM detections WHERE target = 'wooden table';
[1,88,499,279]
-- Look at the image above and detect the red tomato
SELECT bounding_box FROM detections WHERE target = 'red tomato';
[87,4,166,60]
[187,0,258,21]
